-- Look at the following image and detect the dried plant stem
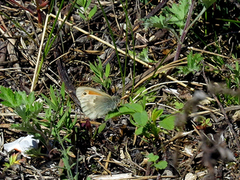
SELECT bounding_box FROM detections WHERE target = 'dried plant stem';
[49,14,152,68]
[174,0,195,61]
[188,47,230,59]
[30,14,49,92]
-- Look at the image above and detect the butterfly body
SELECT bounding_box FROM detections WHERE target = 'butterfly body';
[76,87,119,119]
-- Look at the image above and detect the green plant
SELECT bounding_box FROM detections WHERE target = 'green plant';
[40,84,77,146]
[0,84,77,151]
[3,153,21,172]
[196,116,212,129]
[147,153,168,170]
[138,47,156,63]
[75,0,97,21]
[0,84,79,178]
[0,86,43,134]
[221,61,240,105]
[58,133,79,180]
[178,51,204,75]
[90,59,112,89]
[129,47,155,63]
[174,101,184,110]
[143,0,190,41]
[106,97,175,139]
[227,61,240,88]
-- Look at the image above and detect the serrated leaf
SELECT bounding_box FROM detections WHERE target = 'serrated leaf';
[143,15,168,29]
[14,93,23,107]
[0,86,16,107]
[168,0,190,29]
[17,91,26,105]
[138,47,154,63]
[15,105,28,121]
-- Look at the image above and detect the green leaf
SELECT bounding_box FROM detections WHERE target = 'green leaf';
[105,63,110,78]
[17,91,27,105]
[159,115,175,130]
[143,0,190,38]
[132,111,149,127]
[151,109,163,121]
[174,102,184,109]
[202,0,216,9]
[0,86,16,107]
[49,86,58,107]
[128,50,136,57]
[15,106,28,121]
[135,127,144,135]
[98,123,106,133]
[105,108,122,120]
[61,83,65,99]
[85,0,91,9]
[138,47,154,63]
[90,62,101,77]
[154,160,168,170]
[14,92,23,107]
[143,15,168,29]
[134,87,146,95]
[125,103,143,112]
[105,102,144,120]
[178,51,203,75]
[147,153,159,162]
[118,106,135,114]
[41,94,58,111]
[104,79,111,89]
[76,0,85,7]
[187,52,203,71]
[90,59,112,89]
[129,117,138,127]
[57,107,70,129]
[88,5,97,20]
[67,107,77,130]
[78,12,86,20]
[28,92,35,105]
[29,102,43,118]
[92,76,103,84]
[168,0,189,29]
